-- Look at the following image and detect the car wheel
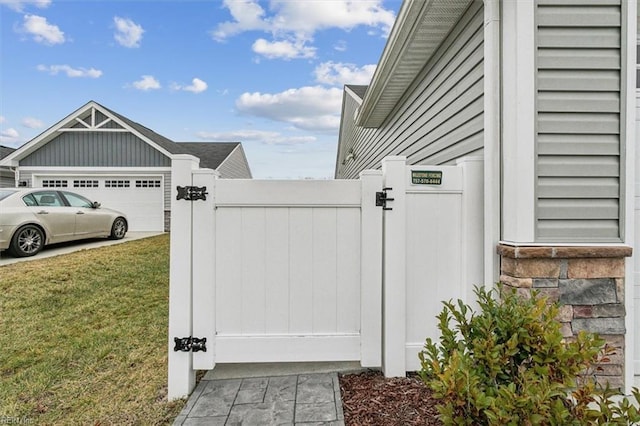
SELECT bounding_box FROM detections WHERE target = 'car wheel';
[9,224,44,257]
[110,217,127,240]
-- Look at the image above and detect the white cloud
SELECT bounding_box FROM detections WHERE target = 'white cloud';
[21,117,44,129]
[213,0,395,60]
[196,129,316,146]
[21,14,64,45]
[0,128,20,144]
[333,40,347,52]
[172,78,208,94]
[0,0,50,12]
[37,64,102,78]
[211,0,269,41]
[113,16,144,48]
[314,61,376,86]
[235,85,342,132]
[252,38,315,60]
[131,75,161,91]
[215,0,394,39]
[0,116,5,124]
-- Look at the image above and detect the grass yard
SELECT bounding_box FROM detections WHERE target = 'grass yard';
[0,234,186,425]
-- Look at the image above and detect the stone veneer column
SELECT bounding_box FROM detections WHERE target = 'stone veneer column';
[497,244,632,389]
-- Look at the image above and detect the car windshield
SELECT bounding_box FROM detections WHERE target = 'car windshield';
[0,189,18,201]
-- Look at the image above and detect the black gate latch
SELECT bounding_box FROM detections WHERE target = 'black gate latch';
[173,336,207,352]
[375,187,394,210]
[176,186,208,201]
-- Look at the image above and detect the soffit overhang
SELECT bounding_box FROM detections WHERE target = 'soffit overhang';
[357,0,473,128]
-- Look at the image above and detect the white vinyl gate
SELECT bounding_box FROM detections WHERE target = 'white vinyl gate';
[168,155,484,399]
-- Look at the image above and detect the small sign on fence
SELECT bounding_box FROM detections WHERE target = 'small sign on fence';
[411,170,442,185]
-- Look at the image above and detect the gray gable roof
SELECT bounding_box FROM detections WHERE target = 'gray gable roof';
[97,103,192,155]
[0,101,246,173]
[0,145,16,160]
[94,102,242,170]
[346,85,368,100]
[178,142,240,170]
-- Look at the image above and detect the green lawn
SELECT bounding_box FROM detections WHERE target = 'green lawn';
[0,234,186,425]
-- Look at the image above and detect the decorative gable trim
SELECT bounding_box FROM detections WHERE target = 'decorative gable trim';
[0,101,173,167]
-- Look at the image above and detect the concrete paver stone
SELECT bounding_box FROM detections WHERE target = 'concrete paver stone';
[174,371,348,426]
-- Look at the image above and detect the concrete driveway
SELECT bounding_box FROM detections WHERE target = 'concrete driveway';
[0,231,165,267]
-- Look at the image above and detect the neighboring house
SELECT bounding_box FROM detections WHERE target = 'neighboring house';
[0,101,252,232]
[336,0,638,389]
[0,145,16,187]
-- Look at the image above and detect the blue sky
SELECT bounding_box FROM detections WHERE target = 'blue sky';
[0,0,401,178]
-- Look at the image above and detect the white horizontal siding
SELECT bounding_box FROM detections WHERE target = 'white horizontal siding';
[335,90,365,178]
[538,92,620,112]
[538,28,621,48]
[538,177,619,198]
[535,0,623,242]
[538,134,619,155]
[217,146,252,179]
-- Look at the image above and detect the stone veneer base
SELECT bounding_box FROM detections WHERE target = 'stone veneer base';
[497,243,632,389]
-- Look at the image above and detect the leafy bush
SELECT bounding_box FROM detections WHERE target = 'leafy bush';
[419,283,640,425]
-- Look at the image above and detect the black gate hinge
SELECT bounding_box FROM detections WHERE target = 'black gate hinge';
[176,186,208,201]
[173,336,207,352]
[375,187,394,210]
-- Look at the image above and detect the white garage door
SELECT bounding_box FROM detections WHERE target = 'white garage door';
[36,176,164,232]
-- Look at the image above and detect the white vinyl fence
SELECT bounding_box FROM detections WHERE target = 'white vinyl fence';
[168,155,484,399]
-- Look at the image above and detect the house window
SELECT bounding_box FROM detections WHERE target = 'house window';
[73,180,99,188]
[105,180,130,188]
[42,179,68,188]
[135,179,161,188]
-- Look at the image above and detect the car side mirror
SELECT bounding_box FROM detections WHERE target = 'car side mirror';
[91,201,101,209]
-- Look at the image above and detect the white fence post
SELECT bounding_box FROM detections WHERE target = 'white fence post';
[192,169,218,370]
[381,156,407,377]
[457,157,485,304]
[359,169,383,367]
[168,154,200,400]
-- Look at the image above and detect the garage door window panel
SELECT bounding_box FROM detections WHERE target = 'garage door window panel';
[135,179,161,188]
[42,179,68,188]
[73,180,99,188]
[105,180,130,188]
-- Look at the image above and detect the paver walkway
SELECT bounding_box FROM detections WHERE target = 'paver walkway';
[173,372,344,425]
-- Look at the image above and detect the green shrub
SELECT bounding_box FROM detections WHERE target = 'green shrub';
[419,283,640,425]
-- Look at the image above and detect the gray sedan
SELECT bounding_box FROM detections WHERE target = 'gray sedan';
[0,188,128,257]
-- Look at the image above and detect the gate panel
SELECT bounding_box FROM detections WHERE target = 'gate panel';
[169,159,383,399]
[206,179,367,363]
[337,208,362,333]
[381,156,484,376]
[265,208,290,333]
[215,207,242,334]
[289,208,313,334]
[405,190,463,370]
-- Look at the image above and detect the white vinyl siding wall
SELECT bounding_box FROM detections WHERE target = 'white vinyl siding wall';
[0,170,13,187]
[336,91,362,175]
[337,2,484,179]
[216,146,252,179]
[536,0,624,241]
